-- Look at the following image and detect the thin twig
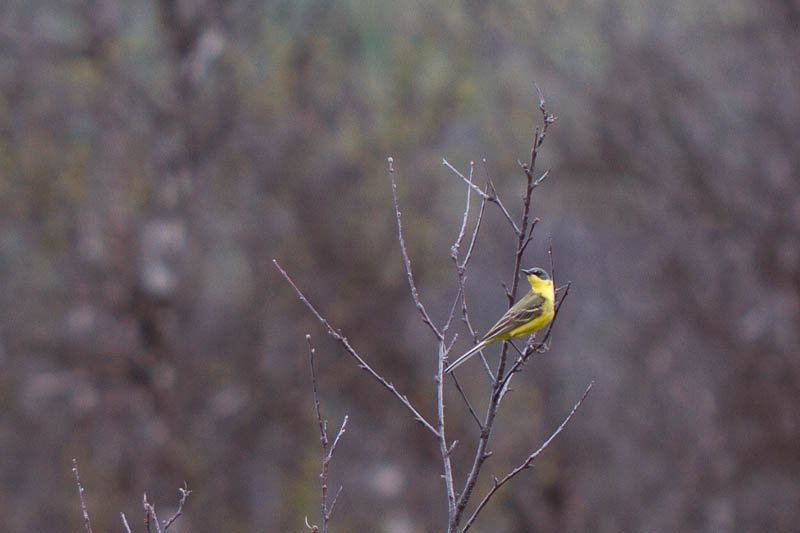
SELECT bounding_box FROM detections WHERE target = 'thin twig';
[329,485,344,519]
[444,162,481,337]
[451,373,483,430]
[450,184,492,382]
[461,185,487,270]
[162,484,192,531]
[443,158,491,201]
[308,335,328,447]
[143,492,162,533]
[274,259,438,437]
[121,513,132,533]
[451,160,474,261]
[444,158,521,236]
[72,459,93,533]
[442,285,464,338]
[388,157,443,340]
[437,341,457,521]
[329,417,348,458]
[520,212,541,252]
[462,382,594,532]
[308,335,348,533]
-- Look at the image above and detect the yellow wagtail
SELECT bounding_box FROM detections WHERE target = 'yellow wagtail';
[445,267,555,374]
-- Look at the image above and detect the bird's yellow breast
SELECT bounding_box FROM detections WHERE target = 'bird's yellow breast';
[508,274,555,338]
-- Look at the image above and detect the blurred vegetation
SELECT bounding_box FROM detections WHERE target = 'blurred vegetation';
[0,0,798,531]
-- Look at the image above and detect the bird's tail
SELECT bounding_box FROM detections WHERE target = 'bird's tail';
[445,340,489,374]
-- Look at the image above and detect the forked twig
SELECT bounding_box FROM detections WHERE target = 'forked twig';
[443,158,521,236]
[307,335,347,533]
[143,492,161,533]
[162,484,192,531]
[462,381,594,532]
[274,259,438,437]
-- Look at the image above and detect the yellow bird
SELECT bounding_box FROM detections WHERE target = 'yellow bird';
[445,267,555,374]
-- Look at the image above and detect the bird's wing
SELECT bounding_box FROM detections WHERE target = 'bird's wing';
[480,291,545,341]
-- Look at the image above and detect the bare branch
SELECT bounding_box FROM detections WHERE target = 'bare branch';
[307,335,348,532]
[274,259,438,436]
[328,485,344,519]
[329,416,348,458]
[482,159,522,236]
[443,158,491,201]
[162,484,192,531]
[143,492,162,533]
[388,157,443,340]
[462,382,594,532]
[121,513,132,533]
[519,217,540,256]
[72,459,93,533]
[308,335,328,448]
[442,285,464,338]
[451,373,483,430]
[444,158,521,235]
[447,440,459,456]
[533,167,551,188]
[437,339,457,520]
[453,90,558,527]
[461,187,487,270]
[451,160,475,261]
[535,83,546,112]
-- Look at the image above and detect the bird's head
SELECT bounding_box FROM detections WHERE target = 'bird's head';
[521,267,550,280]
[522,267,553,293]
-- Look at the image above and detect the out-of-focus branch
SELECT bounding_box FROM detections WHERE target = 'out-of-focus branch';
[72,459,93,533]
[273,259,439,437]
[462,382,594,532]
[140,484,191,532]
[307,335,347,533]
[161,485,192,531]
[121,512,132,533]
[122,486,190,532]
[143,492,160,533]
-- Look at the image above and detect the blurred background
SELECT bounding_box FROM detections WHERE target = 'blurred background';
[1,0,798,531]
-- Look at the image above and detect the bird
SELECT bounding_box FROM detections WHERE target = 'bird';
[445,267,555,374]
